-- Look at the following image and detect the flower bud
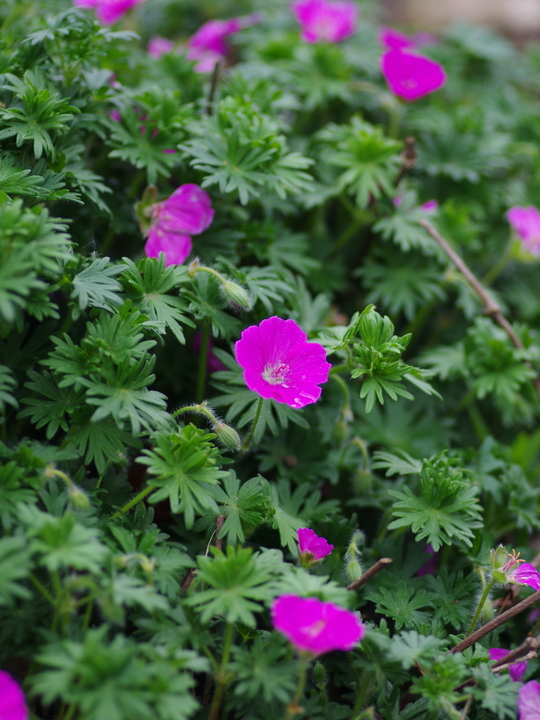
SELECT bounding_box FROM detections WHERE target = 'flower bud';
[187,258,201,276]
[313,661,327,687]
[68,484,90,510]
[346,558,363,584]
[212,421,242,452]
[221,281,252,311]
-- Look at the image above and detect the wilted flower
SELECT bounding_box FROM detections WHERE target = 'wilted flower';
[291,0,358,44]
[0,671,28,720]
[380,49,446,101]
[379,27,437,51]
[73,0,143,24]
[234,316,331,409]
[506,206,540,257]
[144,185,214,266]
[519,680,540,719]
[148,36,174,58]
[489,647,527,682]
[187,14,261,72]
[490,547,540,591]
[298,528,333,566]
[271,594,365,655]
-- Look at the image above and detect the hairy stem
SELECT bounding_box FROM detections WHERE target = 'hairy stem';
[208,622,234,720]
[284,653,310,720]
[109,485,155,520]
[466,578,495,636]
[196,323,211,404]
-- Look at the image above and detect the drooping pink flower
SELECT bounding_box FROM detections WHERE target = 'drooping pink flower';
[416,544,438,576]
[298,528,334,565]
[271,595,365,655]
[509,563,540,591]
[148,36,174,58]
[145,184,214,266]
[234,317,331,409]
[0,671,28,720]
[421,199,438,213]
[187,14,261,72]
[507,206,540,257]
[489,648,527,682]
[379,27,416,51]
[73,0,143,24]
[490,547,540,591]
[291,0,358,44]
[519,681,540,719]
[380,49,446,101]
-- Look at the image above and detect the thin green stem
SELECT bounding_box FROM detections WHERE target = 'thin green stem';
[466,578,496,637]
[208,622,235,720]
[331,372,351,408]
[196,323,211,403]
[284,654,310,720]
[29,573,56,606]
[330,217,365,257]
[109,485,155,520]
[61,702,77,720]
[329,363,350,375]
[241,396,265,452]
[351,671,372,718]
[80,596,94,633]
[482,249,512,287]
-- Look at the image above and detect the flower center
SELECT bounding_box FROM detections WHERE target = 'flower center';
[402,78,418,89]
[305,619,327,638]
[262,362,288,385]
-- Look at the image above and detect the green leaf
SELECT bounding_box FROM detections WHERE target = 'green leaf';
[371,450,423,477]
[138,425,227,528]
[71,257,125,312]
[0,536,33,605]
[471,664,519,719]
[367,582,434,631]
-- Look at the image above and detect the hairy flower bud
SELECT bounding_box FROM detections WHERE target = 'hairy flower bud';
[313,661,327,687]
[212,421,242,452]
[221,281,252,311]
[68,484,90,510]
[345,558,363,584]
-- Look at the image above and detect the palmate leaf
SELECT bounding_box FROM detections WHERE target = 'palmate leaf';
[121,256,194,344]
[138,425,227,528]
[366,582,434,631]
[64,413,142,474]
[387,631,446,669]
[371,449,423,477]
[0,536,33,605]
[0,154,44,197]
[19,370,83,438]
[231,634,297,706]
[0,364,17,413]
[185,545,275,625]
[472,665,519,719]
[388,456,483,551]
[71,257,125,312]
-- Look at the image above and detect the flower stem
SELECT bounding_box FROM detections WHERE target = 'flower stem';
[284,653,310,720]
[351,671,373,718]
[466,578,496,637]
[482,248,512,286]
[109,485,155,520]
[196,322,211,403]
[208,622,234,720]
[242,396,265,452]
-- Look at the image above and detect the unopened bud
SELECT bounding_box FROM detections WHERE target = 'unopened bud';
[346,559,363,584]
[68,484,90,510]
[352,468,372,494]
[188,258,201,276]
[313,661,326,686]
[221,281,252,311]
[212,421,242,452]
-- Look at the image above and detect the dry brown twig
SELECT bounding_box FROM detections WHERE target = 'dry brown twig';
[419,219,540,401]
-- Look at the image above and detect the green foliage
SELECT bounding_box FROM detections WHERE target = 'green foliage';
[388,454,483,550]
[367,582,434,631]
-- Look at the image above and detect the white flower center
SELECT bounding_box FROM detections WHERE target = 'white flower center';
[262,363,288,385]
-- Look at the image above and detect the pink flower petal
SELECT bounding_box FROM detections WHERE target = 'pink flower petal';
[298,528,334,560]
[380,49,446,101]
[148,36,174,58]
[74,0,143,24]
[519,681,540,720]
[507,206,540,256]
[379,27,416,51]
[145,228,192,266]
[0,671,28,720]
[235,317,331,409]
[510,563,540,592]
[271,595,365,655]
[291,0,358,44]
[489,648,527,682]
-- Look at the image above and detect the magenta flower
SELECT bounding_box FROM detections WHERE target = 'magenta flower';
[380,49,446,101]
[490,547,540,591]
[509,563,540,591]
[291,0,358,44]
[145,184,214,266]
[519,681,540,719]
[298,528,333,566]
[379,27,416,51]
[507,206,540,257]
[148,37,174,58]
[0,671,28,720]
[234,317,331,409]
[421,199,438,213]
[271,595,365,655]
[187,14,261,72]
[73,0,143,24]
[489,647,527,682]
